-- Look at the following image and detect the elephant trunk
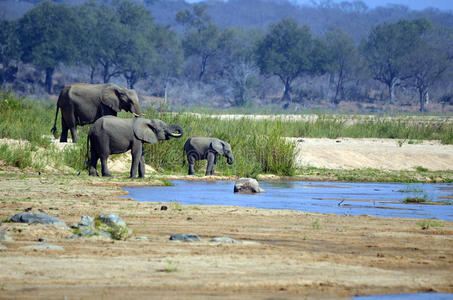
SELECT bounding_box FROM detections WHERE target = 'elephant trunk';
[167,125,184,138]
[132,102,142,117]
[227,156,234,165]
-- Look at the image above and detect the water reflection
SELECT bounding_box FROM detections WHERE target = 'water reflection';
[121,180,453,221]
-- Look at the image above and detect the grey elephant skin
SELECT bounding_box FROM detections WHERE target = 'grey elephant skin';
[183,137,234,175]
[87,116,183,178]
[51,83,142,143]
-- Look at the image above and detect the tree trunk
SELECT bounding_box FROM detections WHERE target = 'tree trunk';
[388,77,399,105]
[199,54,208,81]
[90,66,96,84]
[281,78,292,102]
[45,67,54,94]
[103,64,111,83]
[419,89,425,112]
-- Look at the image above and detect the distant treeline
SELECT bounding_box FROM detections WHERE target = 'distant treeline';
[1,0,453,112]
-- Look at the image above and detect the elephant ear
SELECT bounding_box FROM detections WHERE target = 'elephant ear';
[133,118,158,144]
[101,85,121,113]
[210,139,224,155]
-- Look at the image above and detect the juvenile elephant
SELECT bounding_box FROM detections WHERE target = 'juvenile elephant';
[183,137,234,176]
[87,116,183,178]
[51,83,142,143]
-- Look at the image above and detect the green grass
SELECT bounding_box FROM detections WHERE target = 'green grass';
[416,219,444,230]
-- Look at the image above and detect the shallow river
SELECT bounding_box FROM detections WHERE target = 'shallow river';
[122,180,453,221]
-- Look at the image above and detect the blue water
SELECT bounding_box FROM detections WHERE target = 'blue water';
[121,180,453,221]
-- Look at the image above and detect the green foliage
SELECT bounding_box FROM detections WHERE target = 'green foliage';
[255,18,327,101]
[416,219,444,230]
[143,108,297,177]
[0,90,52,148]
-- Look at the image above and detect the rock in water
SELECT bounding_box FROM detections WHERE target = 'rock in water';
[234,178,265,194]
[8,213,66,227]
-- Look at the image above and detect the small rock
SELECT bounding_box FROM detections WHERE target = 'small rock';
[97,214,126,228]
[170,234,201,242]
[7,213,66,227]
[234,178,265,194]
[0,243,7,250]
[79,216,94,227]
[38,237,47,242]
[21,244,64,251]
[0,231,13,242]
[135,236,149,241]
[210,237,240,244]
[160,206,168,211]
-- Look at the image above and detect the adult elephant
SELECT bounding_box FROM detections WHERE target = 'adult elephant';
[87,116,183,178]
[183,137,234,176]
[51,83,142,142]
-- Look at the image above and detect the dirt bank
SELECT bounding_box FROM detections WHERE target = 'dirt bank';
[0,172,452,299]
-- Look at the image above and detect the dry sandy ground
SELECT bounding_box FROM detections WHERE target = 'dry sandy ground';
[0,138,452,299]
[293,138,453,171]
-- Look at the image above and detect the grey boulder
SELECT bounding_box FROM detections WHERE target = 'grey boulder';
[234,178,265,194]
[8,213,66,226]
[170,234,201,242]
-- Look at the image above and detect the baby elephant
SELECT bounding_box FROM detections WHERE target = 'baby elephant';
[87,116,183,177]
[183,137,234,176]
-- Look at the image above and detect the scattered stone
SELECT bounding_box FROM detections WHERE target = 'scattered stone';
[24,207,32,212]
[187,217,193,221]
[0,231,13,242]
[21,244,64,251]
[160,205,168,211]
[210,237,241,244]
[135,236,149,241]
[169,234,201,242]
[0,243,7,250]
[234,178,265,194]
[7,213,66,227]
[97,214,126,228]
[69,214,130,240]
[38,237,47,242]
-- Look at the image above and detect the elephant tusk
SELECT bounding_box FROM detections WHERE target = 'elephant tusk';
[133,113,141,117]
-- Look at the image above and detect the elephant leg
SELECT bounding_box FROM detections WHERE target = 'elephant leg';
[138,145,145,178]
[70,126,78,143]
[130,143,141,178]
[206,152,216,176]
[88,149,99,176]
[60,119,69,143]
[187,152,197,175]
[100,155,112,177]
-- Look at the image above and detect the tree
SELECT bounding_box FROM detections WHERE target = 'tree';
[113,0,157,89]
[362,19,431,104]
[75,1,121,84]
[255,18,316,102]
[404,27,452,112]
[0,20,20,84]
[17,1,81,93]
[324,29,359,105]
[177,4,234,82]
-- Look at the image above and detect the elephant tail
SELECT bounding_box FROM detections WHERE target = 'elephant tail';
[85,131,91,167]
[50,104,59,136]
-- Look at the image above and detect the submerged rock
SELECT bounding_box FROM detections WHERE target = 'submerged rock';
[170,234,201,242]
[234,178,265,194]
[8,213,66,227]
